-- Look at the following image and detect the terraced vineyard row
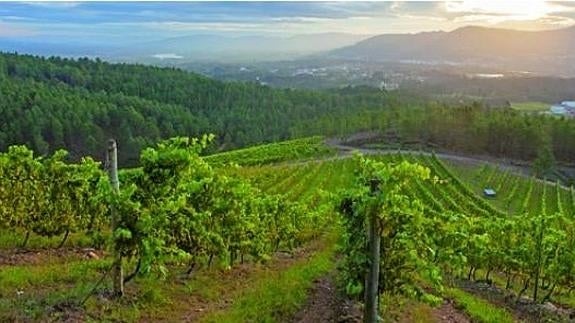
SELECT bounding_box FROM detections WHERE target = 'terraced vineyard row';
[238,159,354,203]
[449,162,575,216]
[238,154,534,219]
[237,153,509,221]
[204,136,334,166]
[238,154,575,233]
[239,153,575,314]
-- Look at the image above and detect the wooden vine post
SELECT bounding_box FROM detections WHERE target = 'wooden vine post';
[107,139,124,297]
[365,178,381,323]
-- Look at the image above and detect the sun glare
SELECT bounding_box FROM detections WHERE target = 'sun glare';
[447,0,551,20]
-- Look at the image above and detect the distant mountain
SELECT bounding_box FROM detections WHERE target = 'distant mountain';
[328,26,575,76]
[0,38,119,58]
[0,33,371,63]
[118,32,372,62]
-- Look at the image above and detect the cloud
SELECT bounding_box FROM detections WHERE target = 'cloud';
[1,16,36,21]
[445,0,575,21]
[492,15,575,31]
[152,53,183,60]
[438,0,575,31]
[128,21,265,33]
[22,2,80,9]
[0,21,36,37]
[1,1,575,43]
[269,16,342,24]
[392,13,448,23]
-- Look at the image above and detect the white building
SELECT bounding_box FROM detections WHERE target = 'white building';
[550,101,575,117]
[551,105,567,115]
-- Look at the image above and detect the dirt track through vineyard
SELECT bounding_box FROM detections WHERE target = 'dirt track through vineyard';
[291,272,472,323]
[291,273,362,323]
[429,301,471,323]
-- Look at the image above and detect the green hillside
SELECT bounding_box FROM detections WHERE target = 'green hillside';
[2,53,575,169]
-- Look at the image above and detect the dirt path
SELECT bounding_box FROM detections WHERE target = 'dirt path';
[431,300,471,323]
[290,273,362,323]
[291,273,471,323]
[326,139,529,173]
[325,139,573,190]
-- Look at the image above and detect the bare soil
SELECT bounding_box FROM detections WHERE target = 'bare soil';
[290,273,362,323]
[291,274,472,323]
[431,300,471,323]
[457,279,574,322]
[0,247,104,266]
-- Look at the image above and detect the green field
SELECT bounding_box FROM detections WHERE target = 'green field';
[510,101,550,112]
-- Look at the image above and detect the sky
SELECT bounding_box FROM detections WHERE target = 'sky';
[1,1,575,43]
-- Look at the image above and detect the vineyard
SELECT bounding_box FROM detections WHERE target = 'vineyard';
[204,136,334,167]
[2,137,575,321]
[231,152,575,320]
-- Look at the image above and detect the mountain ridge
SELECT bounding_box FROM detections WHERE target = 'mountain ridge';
[0,32,372,63]
[328,25,575,75]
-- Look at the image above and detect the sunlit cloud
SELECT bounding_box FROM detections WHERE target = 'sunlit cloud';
[447,0,547,18]
[445,0,575,23]
[393,13,449,23]
[1,1,575,43]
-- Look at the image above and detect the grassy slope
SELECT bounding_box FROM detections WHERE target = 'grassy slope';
[201,234,337,322]
[511,101,549,112]
[0,231,338,322]
[204,136,334,167]
[445,288,514,323]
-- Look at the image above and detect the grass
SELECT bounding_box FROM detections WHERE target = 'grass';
[405,303,436,323]
[397,301,436,323]
[0,259,112,321]
[445,288,514,323]
[511,101,550,112]
[1,230,339,322]
[381,295,437,323]
[0,228,98,249]
[0,259,110,291]
[201,236,337,323]
[0,254,204,322]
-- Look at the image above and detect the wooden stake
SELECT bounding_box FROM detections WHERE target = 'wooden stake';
[365,212,381,323]
[365,179,381,323]
[107,139,124,297]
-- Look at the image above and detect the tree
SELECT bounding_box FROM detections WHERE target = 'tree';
[533,133,555,177]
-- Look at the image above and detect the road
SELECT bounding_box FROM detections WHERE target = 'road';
[326,139,528,173]
[324,139,572,190]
